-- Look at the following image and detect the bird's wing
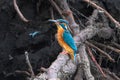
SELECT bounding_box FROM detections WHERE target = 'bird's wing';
[63,31,77,52]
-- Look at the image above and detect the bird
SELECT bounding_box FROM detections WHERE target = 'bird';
[49,19,77,61]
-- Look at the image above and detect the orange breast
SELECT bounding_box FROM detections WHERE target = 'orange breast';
[57,26,74,60]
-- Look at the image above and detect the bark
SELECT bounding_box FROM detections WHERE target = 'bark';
[83,0,120,28]
[33,10,103,80]
[33,53,76,80]
[0,0,120,80]
[54,0,79,35]
[34,1,118,80]
[74,45,94,80]
[86,41,114,62]
[74,10,100,44]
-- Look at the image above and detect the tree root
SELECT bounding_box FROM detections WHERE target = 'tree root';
[18,0,120,80]
[87,46,106,77]
[83,0,120,28]
[13,0,29,22]
[86,41,115,62]
[90,41,120,55]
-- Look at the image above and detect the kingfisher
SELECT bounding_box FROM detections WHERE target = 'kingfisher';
[49,19,77,61]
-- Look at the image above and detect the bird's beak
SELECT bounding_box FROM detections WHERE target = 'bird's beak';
[48,19,60,28]
[48,19,58,23]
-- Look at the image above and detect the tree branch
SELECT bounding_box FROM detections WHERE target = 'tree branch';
[103,69,120,80]
[49,0,64,18]
[87,46,106,77]
[13,0,29,22]
[49,0,79,35]
[33,9,108,80]
[83,0,120,28]
[25,51,35,78]
[75,45,95,80]
[91,41,120,55]
[86,41,115,62]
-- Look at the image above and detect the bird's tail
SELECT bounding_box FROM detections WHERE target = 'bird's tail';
[74,52,76,62]
[67,48,76,61]
[63,44,76,61]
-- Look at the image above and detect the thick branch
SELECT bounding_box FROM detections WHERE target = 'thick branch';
[33,53,76,80]
[50,0,79,35]
[75,45,95,80]
[47,52,69,79]
[74,10,99,44]
[34,9,105,80]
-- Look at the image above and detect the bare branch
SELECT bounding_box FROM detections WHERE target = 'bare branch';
[74,10,99,44]
[47,51,73,80]
[49,0,64,18]
[91,41,120,54]
[86,41,115,62]
[33,5,114,80]
[49,0,79,35]
[25,51,35,78]
[111,42,120,49]
[50,7,54,20]
[103,69,120,80]
[13,0,29,22]
[76,45,95,80]
[40,67,48,72]
[34,53,76,80]
[15,70,31,77]
[87,46,106,77]
[83,0,120,28]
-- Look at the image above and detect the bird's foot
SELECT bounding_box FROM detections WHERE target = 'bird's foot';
[60,51,68,54]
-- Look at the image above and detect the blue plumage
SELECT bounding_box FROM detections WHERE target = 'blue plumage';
[48,19,77,61]
[60,22,77,60]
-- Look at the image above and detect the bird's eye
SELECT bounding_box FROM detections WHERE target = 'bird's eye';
[63,23,68,30]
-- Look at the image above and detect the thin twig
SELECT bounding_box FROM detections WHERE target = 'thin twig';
[86,41,115,62]
[36,0,41,14]
[70,5,89,20]
[15,70,31,77]
[83,0,120,28]
[25,51,35,78]
[40,67,48,72]
[103,68,120,80]
[111,42,120,49]
[50,7,54,19]
[13,0,29,22]
[49,0,64,18]
[87,46,106,77]
[91,41,120,54]
[98,54,103,66]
